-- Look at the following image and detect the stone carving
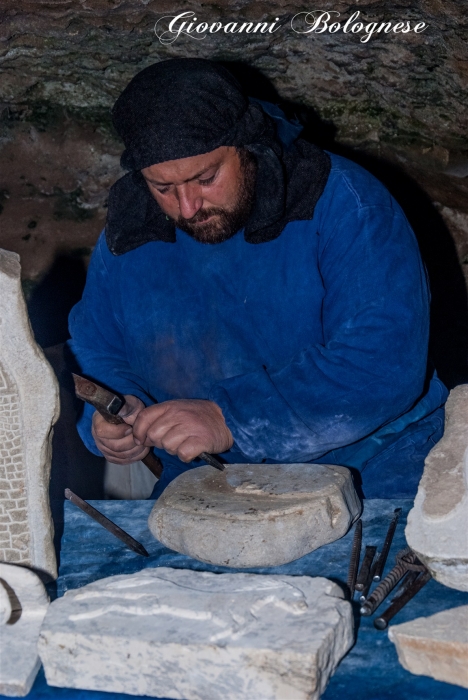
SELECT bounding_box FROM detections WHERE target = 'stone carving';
[39,566,353,700]
[148,463,360,567]
[389,605,468,689]
[0,249,59,579]
[406,385,468,591]
[0,562,50,696]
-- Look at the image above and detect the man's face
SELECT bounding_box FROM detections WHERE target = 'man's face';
[141,146,256,244]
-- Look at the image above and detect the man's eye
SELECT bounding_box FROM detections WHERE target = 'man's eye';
[156,186,170,194]
[199,175,216,186]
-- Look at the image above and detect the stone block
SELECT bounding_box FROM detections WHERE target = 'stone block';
[388,606,468,688]
[406,386,468,591]
[148,463,360,567]
[0,249,59,579]
[39,567,353,700]
[0,562,50,696]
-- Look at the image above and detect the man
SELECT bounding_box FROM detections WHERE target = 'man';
[69,58,447,499]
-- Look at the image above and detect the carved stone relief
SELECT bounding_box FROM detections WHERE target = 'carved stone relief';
[0,249,59,579]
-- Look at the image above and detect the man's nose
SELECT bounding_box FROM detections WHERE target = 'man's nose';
[176,185,203,220]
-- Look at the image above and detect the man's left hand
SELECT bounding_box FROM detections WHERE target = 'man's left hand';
[132,399,234,463]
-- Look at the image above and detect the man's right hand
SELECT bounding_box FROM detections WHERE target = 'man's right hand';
[91,395,150,464]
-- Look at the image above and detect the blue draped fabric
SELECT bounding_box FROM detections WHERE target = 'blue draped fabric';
[27,499,468,700]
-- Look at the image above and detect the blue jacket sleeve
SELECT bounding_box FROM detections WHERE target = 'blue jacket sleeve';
[67,234,153,456]
[209,205,430,462]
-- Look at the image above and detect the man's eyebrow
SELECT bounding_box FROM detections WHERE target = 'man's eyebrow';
[145,163,220,187]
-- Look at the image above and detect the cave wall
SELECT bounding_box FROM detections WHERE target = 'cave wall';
[0,0,467,382]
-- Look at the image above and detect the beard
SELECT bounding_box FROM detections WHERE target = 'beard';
[175,149,257,244]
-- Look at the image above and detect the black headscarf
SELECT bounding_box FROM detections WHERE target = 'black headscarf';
[106,58,330,254]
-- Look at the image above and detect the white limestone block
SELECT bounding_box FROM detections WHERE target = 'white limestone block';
[388,605,468,688]
[38,567,353,700]
[148,463,360,567]
[406,386,468,591]
[0,578,12,626]
[0,562,49,696]
[0,249,59,579]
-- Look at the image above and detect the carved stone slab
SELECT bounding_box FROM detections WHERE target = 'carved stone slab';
[0,249,59,579]
[389,605,468,688]
[38,567,353,700]
[148,463,360,567]
[0,563,49,696]
[406,385,468,591]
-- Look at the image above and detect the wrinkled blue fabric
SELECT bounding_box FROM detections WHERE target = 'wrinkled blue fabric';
[68,152,448,499]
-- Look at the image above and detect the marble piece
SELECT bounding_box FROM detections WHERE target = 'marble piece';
[38,567,353,700]
[0,249,59,579]
[0,577,12,625]
[148,463,360,567]
[0,562,49,696]
[406,385,468,591]
[388,605,468,688]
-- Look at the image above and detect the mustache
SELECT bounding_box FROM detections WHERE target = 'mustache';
[176,207,224,226]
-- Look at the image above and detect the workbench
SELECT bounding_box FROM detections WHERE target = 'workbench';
[18,499,468,700]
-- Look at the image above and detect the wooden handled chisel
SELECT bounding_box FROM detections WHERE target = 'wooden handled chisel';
[72,373,225,477]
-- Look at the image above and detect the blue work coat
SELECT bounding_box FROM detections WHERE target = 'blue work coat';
[68,152,447,498]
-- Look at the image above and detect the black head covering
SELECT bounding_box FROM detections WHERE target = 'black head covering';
[106,58,330,254]
[112,59,275,169]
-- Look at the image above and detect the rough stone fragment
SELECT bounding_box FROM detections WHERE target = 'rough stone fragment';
[406,386,468,591]
[148,463,360,567]
[388,606,468,688]
[39,567,353,700]
[0,249,59,579]
[0,562,49,696]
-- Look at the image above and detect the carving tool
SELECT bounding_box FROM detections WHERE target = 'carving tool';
[359,555,379,603]
[346,519,362,599]
[391,569,420,600]
[73,373,164,479]
[359,552,379,603]
[65,489,149,557]
[360,547,421,616]
[374,568,420,609]
[73,374,225,473]
[373,507,402,581]
[373,569,431,630]
[73,374,226,475]
[197,451,225,471]
[355,545,377,591]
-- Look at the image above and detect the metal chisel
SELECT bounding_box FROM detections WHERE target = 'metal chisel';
[73,373,225,476]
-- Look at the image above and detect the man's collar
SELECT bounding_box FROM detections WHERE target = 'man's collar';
[105,140,331,255]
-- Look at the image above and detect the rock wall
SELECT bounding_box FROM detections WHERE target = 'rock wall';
[0,0,467,381]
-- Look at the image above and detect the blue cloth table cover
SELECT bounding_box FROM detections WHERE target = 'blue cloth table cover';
[17,498,468,700]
